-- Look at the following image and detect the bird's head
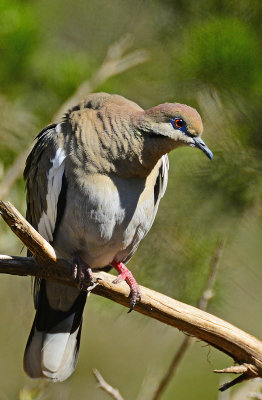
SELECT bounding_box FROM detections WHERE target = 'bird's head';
[138,103,213,160]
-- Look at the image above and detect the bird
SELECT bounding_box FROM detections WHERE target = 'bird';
[23,92,213,382]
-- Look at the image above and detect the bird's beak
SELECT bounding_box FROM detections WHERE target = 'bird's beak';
[193,137,213,160]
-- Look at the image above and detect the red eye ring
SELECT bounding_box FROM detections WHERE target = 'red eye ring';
[174,118,184,128]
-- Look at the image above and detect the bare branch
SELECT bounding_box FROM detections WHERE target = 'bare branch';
[93,369,125,400]
[214,365,250,375]
[0,201,262,392]
[249,393,262,400]
[198,239,225,310]
[152,336,192,400]
[219,374,252,392]
[219,379,262,400]
[152,239,225,399]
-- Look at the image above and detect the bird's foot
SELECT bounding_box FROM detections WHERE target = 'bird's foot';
[111,261,141,313]
[72,254,99,292]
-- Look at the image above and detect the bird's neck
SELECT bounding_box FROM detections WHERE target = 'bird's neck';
[137,130,178,171]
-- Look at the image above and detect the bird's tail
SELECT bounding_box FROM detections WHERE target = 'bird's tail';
[24,280,87,382]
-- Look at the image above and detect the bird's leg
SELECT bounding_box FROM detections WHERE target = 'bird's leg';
[72,254,99,292]
[111,260,141,313]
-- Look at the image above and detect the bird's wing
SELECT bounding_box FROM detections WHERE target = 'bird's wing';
[154,154,169,207]
[24,123,68,307]
[123,154,169,264]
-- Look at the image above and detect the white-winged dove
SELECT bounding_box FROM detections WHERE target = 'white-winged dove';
[23,92,213,382]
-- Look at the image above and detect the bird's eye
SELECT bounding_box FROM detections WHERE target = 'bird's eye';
[172,118,184,129]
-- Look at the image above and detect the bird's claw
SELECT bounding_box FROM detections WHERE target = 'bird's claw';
[128,285,142,313]
[111,261,141,312]
[72,254,98,292]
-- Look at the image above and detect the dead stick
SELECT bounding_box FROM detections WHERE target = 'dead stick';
[0,200,262,390]
[93,369,125,400]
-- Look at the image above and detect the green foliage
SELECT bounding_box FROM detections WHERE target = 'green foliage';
[28,50,96,118]
[0,0,38,92]
[179,18,260,93]
[31,52,94,99]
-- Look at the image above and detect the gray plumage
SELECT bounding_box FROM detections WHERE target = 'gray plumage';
[23,93,212,382]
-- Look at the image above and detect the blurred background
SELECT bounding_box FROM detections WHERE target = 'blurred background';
[0,0,262,399]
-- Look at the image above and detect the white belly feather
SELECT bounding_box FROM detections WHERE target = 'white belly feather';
[54,173,155,268]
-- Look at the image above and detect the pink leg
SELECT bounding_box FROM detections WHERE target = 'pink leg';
[111,261,141,313]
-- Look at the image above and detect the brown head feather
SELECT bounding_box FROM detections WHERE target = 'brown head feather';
[144,103,203,136]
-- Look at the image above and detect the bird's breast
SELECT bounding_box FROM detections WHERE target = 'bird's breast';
[54,173,155,268]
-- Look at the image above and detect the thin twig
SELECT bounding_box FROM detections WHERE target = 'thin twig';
[0,36,148,200]
[152,240,225,400]
[218,379,231,400]
[151,336,192,400]
[0,201,262,392]
[222,379,262,400]
[93,369,125,400]
[197,239,225,310]
[249,393,262,400]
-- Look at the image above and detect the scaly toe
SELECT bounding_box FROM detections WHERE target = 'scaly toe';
[72,254,95,291]
[128,284,142,313]
[112,272,128,285]
[111,261,141,313]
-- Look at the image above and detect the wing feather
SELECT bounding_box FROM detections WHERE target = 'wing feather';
[24,123,67,306]
[154,154,169,206]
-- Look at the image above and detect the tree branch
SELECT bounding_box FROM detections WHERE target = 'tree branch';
[0,200,262,391]
[93,369,125,400]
